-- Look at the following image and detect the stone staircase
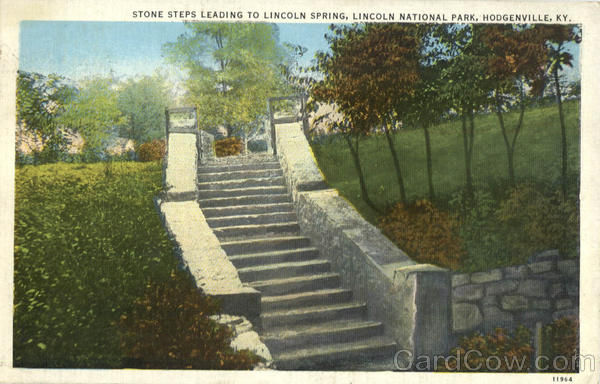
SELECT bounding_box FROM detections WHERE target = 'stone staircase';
[197,154,397,370]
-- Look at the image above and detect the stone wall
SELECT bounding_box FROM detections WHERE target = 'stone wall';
[274,122,328,201]
[164,132,198,201]
[451,250,579,338]
[274,121,452,359]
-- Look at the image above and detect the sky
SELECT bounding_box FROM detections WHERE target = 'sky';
[18,21,332,82]
[18,21,580,83]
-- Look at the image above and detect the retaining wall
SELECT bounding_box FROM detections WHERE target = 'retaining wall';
[451,250,579,339]
[274,122,452,359]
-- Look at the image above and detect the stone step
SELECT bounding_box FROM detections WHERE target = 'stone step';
[202,203,294,218]
[197,176,286,191]
[198,194,291,208]
[238,259,331,282]
[228,247,320,269]
[249,273,340,296]
[274,336,397,370]
[262,288,353,312]
[212,222,300,241]
[207,212,297,228]
[220,236,312,256]
[198,168,284,182]
[261,301,366,328]
[263,320,385,353]
[198,161,281,174]
[198,186,288,199]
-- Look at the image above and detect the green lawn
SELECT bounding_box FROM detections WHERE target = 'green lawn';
[13,161,182,368]
[311,100,580,224]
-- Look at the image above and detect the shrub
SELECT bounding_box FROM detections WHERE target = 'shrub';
[248,139,268,153]
[497,184,579,260]
[438,326,533,372]
[379,200,464,270]
[542,317,579,372]
[449,189,510,272]
[118,271,261,370]
[214,137,242,157]
[137,139,166,162]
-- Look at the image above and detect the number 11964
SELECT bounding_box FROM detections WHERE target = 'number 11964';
[553,377,573,382]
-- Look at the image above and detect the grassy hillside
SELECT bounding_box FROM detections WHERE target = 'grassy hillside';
[312,100,580,224]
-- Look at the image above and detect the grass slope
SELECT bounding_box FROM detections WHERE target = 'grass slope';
[312,100,580,224]
[13,161,180,368]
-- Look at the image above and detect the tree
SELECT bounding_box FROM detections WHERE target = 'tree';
[436,24,493,201]
[16,71,76,163]
[406,25,450,200]
[163,22,293,138]
[311,23,420,206]
[310,25,380,212]
[59,77,125,154]
[117,73,171,143]
[482,25,547,187]
[536,25,581,198]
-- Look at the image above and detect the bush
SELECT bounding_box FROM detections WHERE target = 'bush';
[449,189,510,272]
[542,317,579,372]
[248,139,268,153]
[438,326,533,372]
[497,184,579,260]
[137,139,166,162]
[118,271,261,370]
[379,200,464,270]
[214,137,242,157]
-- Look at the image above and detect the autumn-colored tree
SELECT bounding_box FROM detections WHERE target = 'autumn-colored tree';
[311,23,420,206]
[482,25,547,187]
[311,24,380,212]
[535,25,581,199]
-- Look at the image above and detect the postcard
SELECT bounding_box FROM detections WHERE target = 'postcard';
[1,0,599,383]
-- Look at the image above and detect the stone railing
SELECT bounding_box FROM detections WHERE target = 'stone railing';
[274,121,452,359]
[159,107,262,327]
[451,250,579,339]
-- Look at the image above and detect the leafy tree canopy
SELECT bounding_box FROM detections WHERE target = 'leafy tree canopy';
[163,22,295,134]
[117,73,171,143]
[58,77,126,152]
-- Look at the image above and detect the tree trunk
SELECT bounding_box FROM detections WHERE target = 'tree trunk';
[423,122,435,200]
[344,134,380,213]
[554,68,568,199]
[496,85,526,188]
[383,122,407,205]
[461,113,474,201]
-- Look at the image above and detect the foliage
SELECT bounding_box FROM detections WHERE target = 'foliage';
[58,76,126,153]
[118,271,261,370]
[137,139,166,162]
[16,71,76,163]
[497,184,579,259]
[438,326,533,372]
[117,73,171,142]
[542,317,579,373]
[379,200,464,270]
[482,25,548,186]
[14,162,180,367]
[214,137,242,157]
[247,139,268,153]
[163,22,294,136]
[449,188,509,272]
